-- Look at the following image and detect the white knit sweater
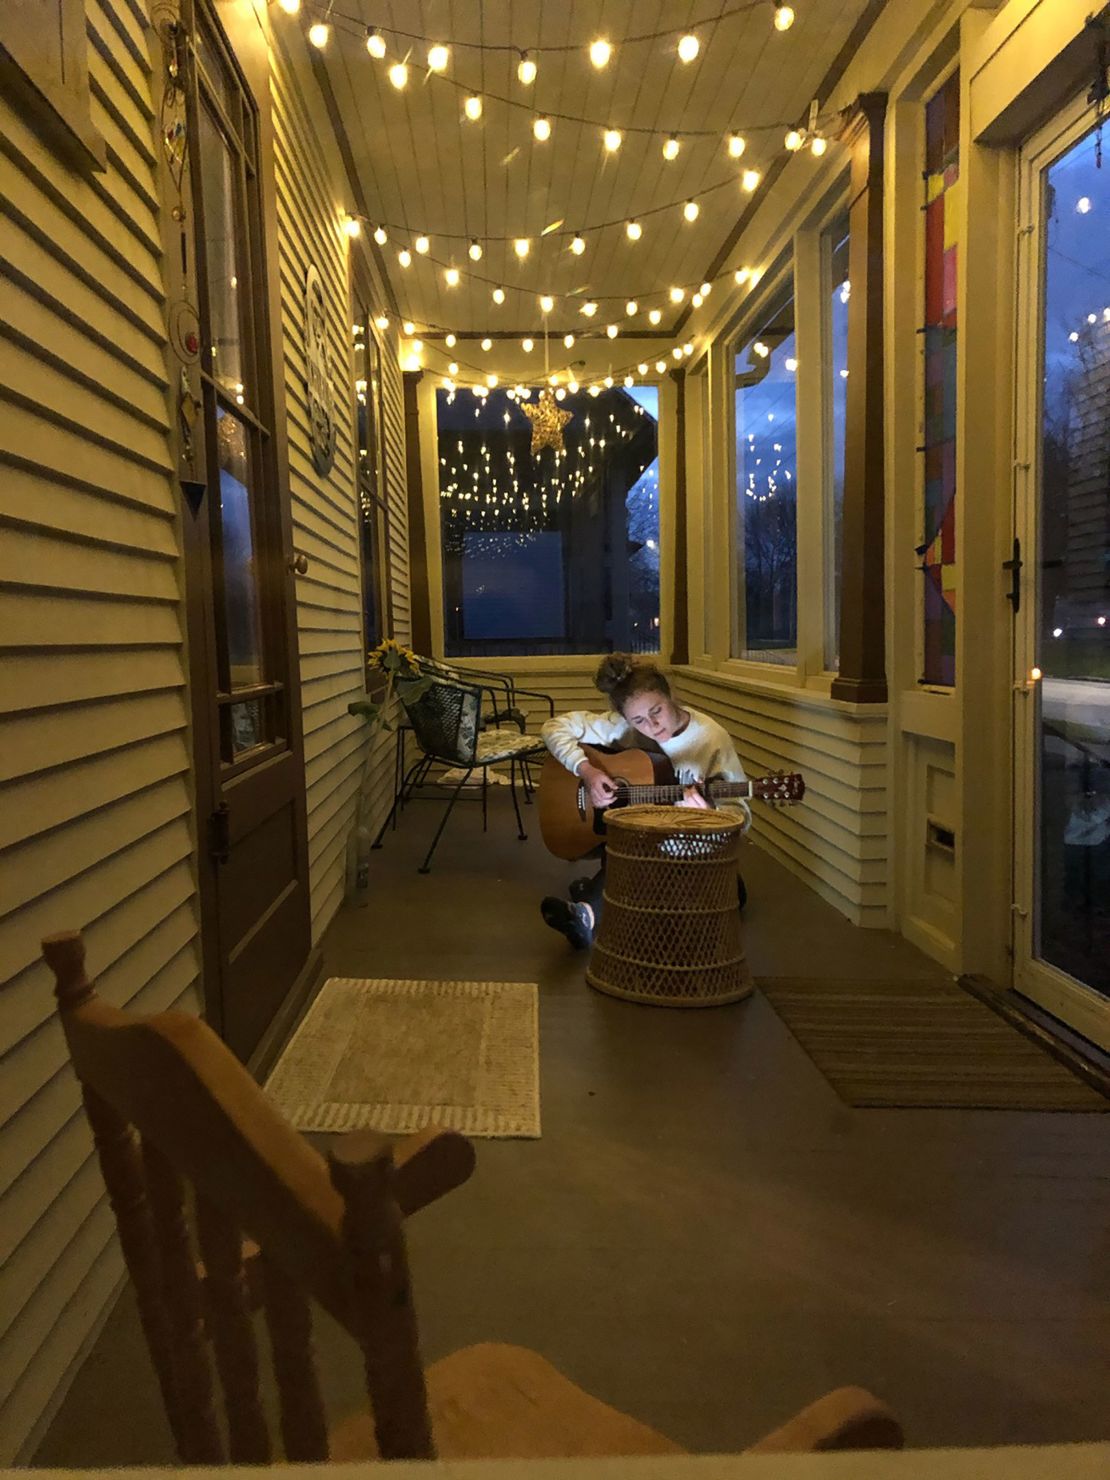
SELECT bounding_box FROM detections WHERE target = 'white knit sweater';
[541,705,752,830]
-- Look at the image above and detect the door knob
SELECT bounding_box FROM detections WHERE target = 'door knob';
[288,552,309,575]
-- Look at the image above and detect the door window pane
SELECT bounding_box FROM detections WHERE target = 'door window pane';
[198,104,245,399]
[1035,124,1110,997]
[216,408,263,688]
[825,218,850,669]
[734,273,798,663]
[438,384,659,656]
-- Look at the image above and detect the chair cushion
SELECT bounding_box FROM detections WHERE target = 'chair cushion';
[329,1342,682,1461]
[475,729,547,763]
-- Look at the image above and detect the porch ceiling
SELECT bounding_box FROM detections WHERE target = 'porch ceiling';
[306,0,875,345]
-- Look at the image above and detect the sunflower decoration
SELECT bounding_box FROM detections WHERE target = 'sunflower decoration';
[368,637,422,679]
[350,638,431,730]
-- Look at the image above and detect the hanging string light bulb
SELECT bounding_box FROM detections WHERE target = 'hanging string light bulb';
[517,50,537,84]
[448,361,459,375]
[514,238,530,258]
[375,313,390,330]
[402,320,415,334]
[277,0,299,14]
[607,324,619,338]
[604,128,623,153]
[810,135,828,156]
[492,285,506,303]
[522,338,534,352]
[683,200,700,221]
[464,94,483,120]
[533,116,552,141]
[625,299,638,315]
[734,266,751,284]
[590,39,612,68]
[540,295,555,313]
[444,266,460,286]
[564,333,575,348]
[343,215,361,238]
[481,337,492,351]
[580,301,598,317]
[415,234,430,254]
[637,362,649,374]
[366,28,386,59]
[570,233,586,255]
[727,133,747,158]
[774,4,796,32]
[626,219,642,240]
[677,33,700,62]
[308,21,329,48]
[398,248,412,268]
[388,61,408,88]
[648,308,662,325]
[373,224,387,245]
[662,135,680,160]
[468,239,483,261]
[655,360,667,373]
[785,128,804,151]
[445,333,457,348]
[669,286,686,303]
[741,168,761,192]
[427,43,450,72]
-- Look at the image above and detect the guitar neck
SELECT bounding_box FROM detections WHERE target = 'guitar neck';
[614,780,751,805]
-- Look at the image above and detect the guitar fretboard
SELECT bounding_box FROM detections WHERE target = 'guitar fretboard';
[611,781,752,805]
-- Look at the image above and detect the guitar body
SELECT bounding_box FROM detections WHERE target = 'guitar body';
[538,744,676,861]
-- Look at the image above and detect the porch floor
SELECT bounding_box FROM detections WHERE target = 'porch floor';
[33,791,1110,1462]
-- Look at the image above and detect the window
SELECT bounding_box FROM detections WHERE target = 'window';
[920,69,960,686]
[353,311,389,665]
[438,384,660,656]
[733,270,798,663]
[824,215,850,669]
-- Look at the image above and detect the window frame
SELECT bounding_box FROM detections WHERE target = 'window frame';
[350,271,392,690]
[818,200,852,674]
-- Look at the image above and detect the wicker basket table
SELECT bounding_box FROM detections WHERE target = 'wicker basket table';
[586,805,752,1008]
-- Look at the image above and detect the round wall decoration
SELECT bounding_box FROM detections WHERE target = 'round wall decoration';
[304,263,336,475]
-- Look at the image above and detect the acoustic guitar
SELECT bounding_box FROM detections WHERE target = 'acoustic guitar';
[537,743,806,861]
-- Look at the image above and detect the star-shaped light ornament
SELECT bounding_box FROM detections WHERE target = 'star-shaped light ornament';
[519,388,573,454]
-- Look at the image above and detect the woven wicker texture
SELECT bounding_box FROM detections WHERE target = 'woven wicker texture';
[586,806,753,1008]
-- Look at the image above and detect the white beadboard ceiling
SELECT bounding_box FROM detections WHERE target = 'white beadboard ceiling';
[307,0,875,346]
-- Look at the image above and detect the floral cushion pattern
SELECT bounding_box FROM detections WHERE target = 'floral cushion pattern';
[475,728,547,763]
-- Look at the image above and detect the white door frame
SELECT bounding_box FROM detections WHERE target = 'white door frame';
[1012,94,1110,1052]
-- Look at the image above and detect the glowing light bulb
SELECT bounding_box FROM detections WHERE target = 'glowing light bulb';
[533,116,552,141]
[486,373,498,388]
[564,333,575,348]
[540,295,555,313]
[692,293,703,308]
[568,380,579,393]
[514,238,530,258]
[678,33,699,62]
[366,29,386,59]
[753,340,769,358]
[403,320,415,335]
[580,301,597,317]
[445,333,457,348]
[522,338,534,352]
[637,362,648,375]
[388,62,408,89]
[468,239,483,261]
[373,225,388,245]
[741,168,761,192]
[625,300,638,316]
[774,4,795,31]
[464,95,483,120]
[683,200,699,222]
[492,286,506,304]
[481,337,492,351]
[784,356,797,371]
[590,39,612,68]
[518,52,537,85]
[343,215,361,238]
[604,128,623,153]
[785,129,803,151]
[570,233,586,255]
[398,249,412,268]
[427,44,450,72]
[669,286,686,303]
[810,135,828,156]
[734,266,750,284]
[701,282,711,295]
[662,136,681,163]
[448,362,459,375]
[375,314,389,330]
[444,266,460,286]
[589,385,601,397]
[607,323,618,338]
[604,375,614,388]
[624,374,635,387]
[277,0,299,14]
[1077,196,1092,213]
[308,22,330,48]
[626,219,642,240]
[648,308,662,325]
[414,235,430,254]
[727,133,746,158]
[555,388,566,400]
[655,360,667,373]
[683,342,693,356]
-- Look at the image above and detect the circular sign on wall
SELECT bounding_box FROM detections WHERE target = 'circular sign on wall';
[304,263,336,475]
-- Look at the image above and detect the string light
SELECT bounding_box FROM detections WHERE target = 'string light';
[308,21,329,48]
[277,0,299,14]
[373,225,387,245]
[624,374,635,387]
[427,43,450,72]
[486,373,498,388]
[564,333,575,348]
[683,342,693,355]
[445,333,457,347]
[469,239,483,260]
[741,168,761,192]
[692,293,703,308]
[607,324,619,338]
[522,338,534,352]
[540,295,555,312]
[785,129,804,151]
[448,361,459,374]
[514,238,530,258]
[375,314,390,330]
[663,135,680,161]
[580,301,598,317]
[648,308,662,325]
[638,362,649,374]
[464,95,483,120]
[655,359,667,373]
[366,28,386,59]
[727,133,746,158]
[626,219,642,240]
[669,286,686,303]
[604,128,623,153]
[683,200,699,222]
[444,266,460,286]
[672,346,683,360]
[701,282,711,296]
[517,51,537,85]
[677,33,699,62]
[388,61,408,88]
[415,234,430,254]
[343,215,361,238]
[403,320,415,335]
[570,234,586,255]
[810,135,827,156]
[625,300,638,315]
[492,286,506,303]
[774,4,796,31]
[590,39,612,68]
[481,337,492,351]
[533,116,552,141]
[398,248,412,268]
[735,266,750,284]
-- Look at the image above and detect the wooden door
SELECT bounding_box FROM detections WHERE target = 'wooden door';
[173,0,312,1062]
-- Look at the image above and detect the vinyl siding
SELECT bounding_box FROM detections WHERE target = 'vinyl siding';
[269,31,411,944]
[0,0,201,1461]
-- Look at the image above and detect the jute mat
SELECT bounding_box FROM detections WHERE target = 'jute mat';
[265,977,540,1137]
[759,977,1108,1111]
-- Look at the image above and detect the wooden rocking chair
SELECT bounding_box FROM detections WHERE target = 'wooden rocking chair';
[43,930,904,1464]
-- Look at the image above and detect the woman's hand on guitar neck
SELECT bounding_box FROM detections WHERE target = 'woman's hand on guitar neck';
[676,783,711,810]
[577,760,619,808]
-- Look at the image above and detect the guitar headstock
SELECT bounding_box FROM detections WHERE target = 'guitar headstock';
[753,771,805,805]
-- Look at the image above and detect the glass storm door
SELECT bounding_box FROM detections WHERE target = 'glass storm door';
[1014,102,1110,1051]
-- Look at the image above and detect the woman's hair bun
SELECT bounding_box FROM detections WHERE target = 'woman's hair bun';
[594,654,635,696]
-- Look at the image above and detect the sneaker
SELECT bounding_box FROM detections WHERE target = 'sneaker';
[541,896,594,950]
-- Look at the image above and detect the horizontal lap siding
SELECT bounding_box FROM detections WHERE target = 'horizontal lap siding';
[0,0,200,1462]
[675,670,890,926]
[270,38,409,944]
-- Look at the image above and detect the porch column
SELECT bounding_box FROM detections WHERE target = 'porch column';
[669,367,689,666]
[831,92,888,704]
[403,369,433,656]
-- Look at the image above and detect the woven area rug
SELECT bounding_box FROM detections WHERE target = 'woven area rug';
[759,977,1108,1111]
[265,977,540,1137]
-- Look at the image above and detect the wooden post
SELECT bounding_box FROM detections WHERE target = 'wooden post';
[669,368,689,667]
[403,370,433,656]
[831,93,888,704]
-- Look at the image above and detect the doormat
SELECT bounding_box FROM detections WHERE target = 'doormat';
[264,977,540,1137]
[759,977,1109,1111]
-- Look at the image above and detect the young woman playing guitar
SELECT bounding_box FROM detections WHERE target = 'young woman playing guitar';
[539,654,751,949]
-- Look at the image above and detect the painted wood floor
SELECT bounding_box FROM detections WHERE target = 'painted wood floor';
[33,792,1110,1462]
